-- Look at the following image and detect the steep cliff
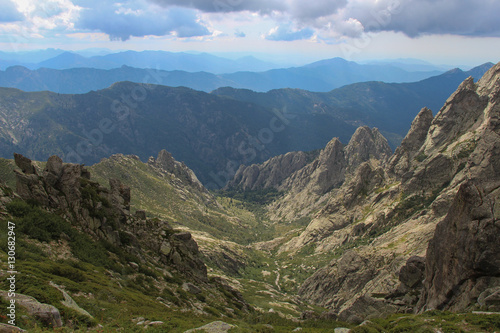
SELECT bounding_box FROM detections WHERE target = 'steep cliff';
[418,180,500,312]
[226,151,312,191]
[266,126,391,223]
[288,62,500,322]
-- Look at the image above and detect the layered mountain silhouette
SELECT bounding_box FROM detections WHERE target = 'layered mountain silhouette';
[0,63,492,186]
[0,61,499,332]
[0,55,452,93]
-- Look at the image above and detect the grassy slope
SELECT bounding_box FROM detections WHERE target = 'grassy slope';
[1,156,499,332]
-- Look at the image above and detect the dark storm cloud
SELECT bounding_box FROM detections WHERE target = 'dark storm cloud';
[0,0,24,22]
[75,0,210,41]
[345,0,500,37]
[147,0,500,38]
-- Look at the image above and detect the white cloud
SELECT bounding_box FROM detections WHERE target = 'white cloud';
[266,23,314,41]
[75,0,211,41]
[0,0,24,22]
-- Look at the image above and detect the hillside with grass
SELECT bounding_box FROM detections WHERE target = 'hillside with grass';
[0,63,499,333]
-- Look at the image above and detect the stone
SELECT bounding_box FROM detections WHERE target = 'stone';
[148,321,164,326]
[298,251,377,310]
[319,310,338,320]
[184,321,234,333]
[134,210,147,220]
[300,310,317,320]
[398,256,425,289]
[182,282,202,295]
[338,296,397,324]
[0,291,62,327]
[14,153,37,175]
[0,323,26,332]
[49,282,93,319]
[334,328,350,333]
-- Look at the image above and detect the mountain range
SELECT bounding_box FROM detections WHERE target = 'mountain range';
[0,50,279,73]
[0,55,448,93]
[0,63,493,188]
[0,61,498,332]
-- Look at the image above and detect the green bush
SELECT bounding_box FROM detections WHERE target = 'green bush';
[6,199,32,217]
[464,313,500,331]
[60,306,97,328]
[203,306,220,317]
[7,200,71,242]
[48,263,86,283]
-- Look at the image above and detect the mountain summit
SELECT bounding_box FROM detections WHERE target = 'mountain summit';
[223,61,500,323]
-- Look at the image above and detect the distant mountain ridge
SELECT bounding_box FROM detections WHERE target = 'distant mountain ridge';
[0,50,279,73]
[213,63,494,144]
[0,63,493,186]
[0,54,448,93]
[0,82,356,187]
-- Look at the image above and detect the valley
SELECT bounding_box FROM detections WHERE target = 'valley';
[1,61,499,332]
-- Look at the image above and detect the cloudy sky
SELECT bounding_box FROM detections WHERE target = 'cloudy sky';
[1,0,500,66]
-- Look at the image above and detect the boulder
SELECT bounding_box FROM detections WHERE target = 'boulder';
[0,291,62,328]
[184,321,234,333]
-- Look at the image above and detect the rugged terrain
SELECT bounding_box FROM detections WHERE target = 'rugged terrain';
[0,62,492,188]
[0,62,499,332]
[228,61,500,323]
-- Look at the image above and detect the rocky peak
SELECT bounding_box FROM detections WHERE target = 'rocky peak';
[148,149,206,192]
[400,107,434,153]
[387,107,434,177]
[284,137,346,195]
[421,77,487,155]
[345,126,392,170]
[477,61,500,95]
[227,151,310,191]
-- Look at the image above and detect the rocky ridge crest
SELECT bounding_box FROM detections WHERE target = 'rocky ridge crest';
[13,152,208,282]
[247,126,393,223]
[251,62,500,322]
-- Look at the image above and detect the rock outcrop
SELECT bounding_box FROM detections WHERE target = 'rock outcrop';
[13,153,208,282]
[226,151,311,191]
[293,62,500,321]
[418,180,500,312]
[0,291,62,328]
[344,127,392,170]
[267,127,391,222]
[387,107,434,177]
[148,150,207,194]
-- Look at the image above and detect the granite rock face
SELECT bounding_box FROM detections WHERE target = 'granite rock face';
[387,107,434,177]
[287,62,500,321]
[418,180,500,312]
[227,151,310,191]
[266,127,391,223]
[13,152,208,282]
